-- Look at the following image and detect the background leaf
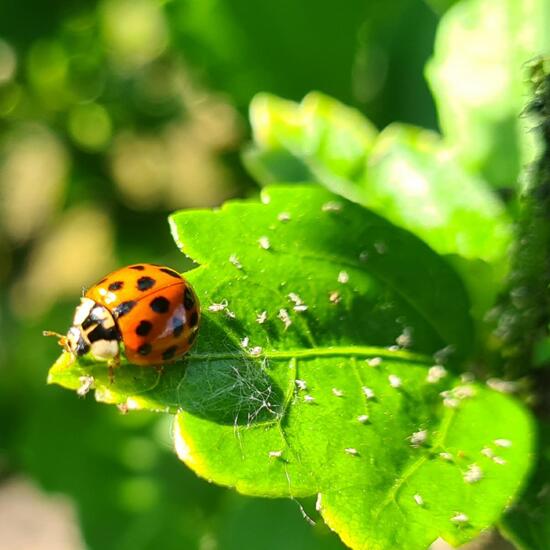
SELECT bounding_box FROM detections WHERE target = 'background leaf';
[425,0,550,188]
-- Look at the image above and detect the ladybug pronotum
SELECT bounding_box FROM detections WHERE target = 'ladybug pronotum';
[48,264,200,369]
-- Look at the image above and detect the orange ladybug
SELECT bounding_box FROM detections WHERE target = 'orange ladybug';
[47,264,200,368]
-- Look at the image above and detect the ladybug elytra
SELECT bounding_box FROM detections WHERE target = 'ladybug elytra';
[46,264,200,369]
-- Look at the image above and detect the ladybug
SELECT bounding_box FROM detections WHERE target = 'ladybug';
[46,264,200,369]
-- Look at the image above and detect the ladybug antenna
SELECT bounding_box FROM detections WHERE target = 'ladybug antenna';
[43,330,70,353]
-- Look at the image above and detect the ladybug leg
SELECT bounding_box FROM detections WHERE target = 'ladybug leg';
[107,354,120,384]
[154,365,165,376]
[43,331,71,354]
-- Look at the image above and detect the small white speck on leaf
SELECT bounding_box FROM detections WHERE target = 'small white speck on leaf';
[249,346,263,356]
[345,447,359,456]
[359,250,369,262]
[337,271,349,284]
[481,447,494,459]
[410,430,427,447]
[440,452,453,461]
[493,456,507,465]
[389,374,402,388]
[77,375,94,396]
[487,378,517,393]
[240,336,250,348]
[228,254,242,269]
[464,464,483,484]
[367,357,382,367]
[374,241,387,254]
[304,394,315,403]
[443,397,459,408]
[295,379,307,391]
[277,211,291,222]
[357,414,369,423]
[454,385,475,399]
[269,450,283,458]
[329,291,341,304]
[322,201,342,213]
[256,311,268,324]
[494,438,512,448]
[427,365,447,383]
[258,236,271,250]
[332,388,344,397]
[413,494,424,506]
[451,513,469,523]
[362,386,375,399]
[208,299,229,312]
[278,308,292,329]
[261,193,271,204]
[288,292,308,312]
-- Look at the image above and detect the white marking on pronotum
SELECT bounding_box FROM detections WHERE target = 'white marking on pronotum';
[295,379,307,391]
[494,438,512,448]
[249,346,263,356]
[322,201,342,213]
[440,452,453,461]
[208,299,228,312]
[367,357,382,367]
[278,308,292,329]
[410,430,427,447]
[277,211,291,222]
[389,374,402,388]
[228,254,242,269]
[240,336,250,348]
[329,291,341,304]
[332,388,344,397]
[362,386,375,399]
[357,414,369,423]
[345,447,359,456]
[451,513,469,523]
[258,236,271,250]
[413,494,424,506]
[304,394,315,403]
[337,271,349,284]
[427,365,447,383]
[256,311,268,324]
[464,464,483,484]
[269,450,283,458]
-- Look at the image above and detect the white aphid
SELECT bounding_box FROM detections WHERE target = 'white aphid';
[249,346,263,356]
[208,299,229,312]
[410,430,427,447]
[494,439,512,448]
[427,365,447,383]
[329,291,341,304]
[337,271,349,284]
[304,394,315,403]
[228,254,242,269]
[439,452,453,461]
[464,464,483,484]
[322,201,342,213]
[256,311,268,324]
[451,513,469,523]
[413,494,424,506]
[277,308,292,329]
[269,450,283,458]
[295,379,307,391]
[367,357,382,367]
[258,236,271,250]
[332,388,344,397]
[345,448,359,456]
[357,415,369,423]
[389,374,402,388]
[240,336,250,348]
[277,212,291,222]
[362,386,375,399]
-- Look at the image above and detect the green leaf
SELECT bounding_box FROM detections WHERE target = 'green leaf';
[425,0,550,188]
[48,185,532,549]
[246,93,512,268]
[501,420,550,550]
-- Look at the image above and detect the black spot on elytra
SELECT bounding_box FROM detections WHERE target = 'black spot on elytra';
[108,281,124,291]
[135,320,153,336]
[189,310,199,328]
[113,301,136,318]
[160,267,181,279]
[172,316,184,338]
[183,287,195,310]
[150,296,170,314]
[137,276,156,292]
[138,343,152,356]
[88,324,119,343]
[162,346,177,360]
[130,265,145,271]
